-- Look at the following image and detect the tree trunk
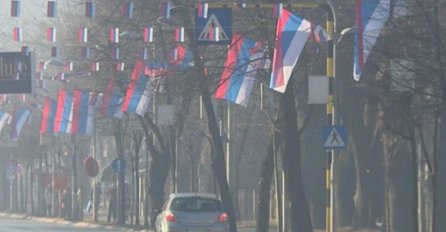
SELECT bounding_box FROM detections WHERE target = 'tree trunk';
[433,112,446,232]
[382,134,416,232]
[279,86,313,232]
[256,138,275,232]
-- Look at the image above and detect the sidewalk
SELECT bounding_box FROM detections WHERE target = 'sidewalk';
[0,212,152,232]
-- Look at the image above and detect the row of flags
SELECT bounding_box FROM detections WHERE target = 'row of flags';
[9,1,287,20]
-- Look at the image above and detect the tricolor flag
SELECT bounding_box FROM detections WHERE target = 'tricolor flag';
[38,61,47,71]
[100,77,124,118]
[47,27,57,42]
[122,59,153,116]
[11,0,21,17]
[0,111,12,134]
[47,1,57,17]
[109,27,120,43]
[175,27,185,42]
[269,9,311,93]
[81,47,90,59]
[40,97,57,134]
[111,47,120,60]
[78,27,88,43]
[215,34,269,106]
[13,27,22,42]
[54,89,73,133]
[144,61,169,78]
[86,0,96,17]
[143,26,154,43]
[141,47,149,60]
[10,108,31,141]
[115,62,125,71]
[64,62,74,72]
[122,1,134,18]
[160,2,171,19]
[169,44,194,69]
[354,0,390,81]
[91,62,100,71]
[21,46,29,55]
[69,90,99,134]
[51,46,58,57]
[197,2,208,18]
[16,94,26,103]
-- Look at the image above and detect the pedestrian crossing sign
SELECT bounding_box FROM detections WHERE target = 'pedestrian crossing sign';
[195,8,232,45]
[323,125,348,149]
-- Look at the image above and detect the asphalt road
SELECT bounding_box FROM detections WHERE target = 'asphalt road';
[0,218,125,232]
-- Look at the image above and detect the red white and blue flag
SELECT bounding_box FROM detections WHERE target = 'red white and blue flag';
[86,1,96,17]
[47,1,57,17]
[143,26,154,43]
[13,27,22,42]
[109,27,120,43]
[10,108,31,141]
[270,9,311,93]
[69,90,99,135]
[78,27,88,43]
[160,2,171,19]
[54,89,73,133]
[40,97,57,135]
[197,2,208,18]
[122,1,134,18]
[215,34,269,106]
[0,111,12,134]
[47,27,57,42]
[100,77,124,118]
[11,0,21,17]
[169,44,194,69]
[354,0,390,81]
[122,60,153,116]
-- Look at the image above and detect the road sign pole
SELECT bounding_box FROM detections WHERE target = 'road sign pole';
[325,5,335,232]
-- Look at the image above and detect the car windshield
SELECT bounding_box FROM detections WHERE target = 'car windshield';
[170,197,223,212]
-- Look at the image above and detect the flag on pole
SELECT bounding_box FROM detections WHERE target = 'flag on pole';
[86,0,96,17]
[81,47,90,59]
[109,27,120,43]
[40,97,57,134]
[47,27,57,42]
[47,1,57,17]
[354,0,390,81]
[100,77,124,118]
[0,111,12,134]
[143,26,154,43]
[10,108,31,141]
[169,44,194,69]
[175,27,185,42]
[78,27,88,43]
[160,2,171,19]
[197,2,208,18]
[215,34,269,106]
[269,9,311,93]
[122,1,134,18]
[13,27,22,42]
[54,89,73,133]
[51,47,59,57]
[11,0,21,17]
[70,90,99,134]
[121,59,153,116]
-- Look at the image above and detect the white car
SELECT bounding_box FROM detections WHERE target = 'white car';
[155,192,229,232]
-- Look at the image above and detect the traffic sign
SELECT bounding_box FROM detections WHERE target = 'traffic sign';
[195,8,232,45]
[112,158,126,173]
[323,125,348,149]
[83,156,99,177]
